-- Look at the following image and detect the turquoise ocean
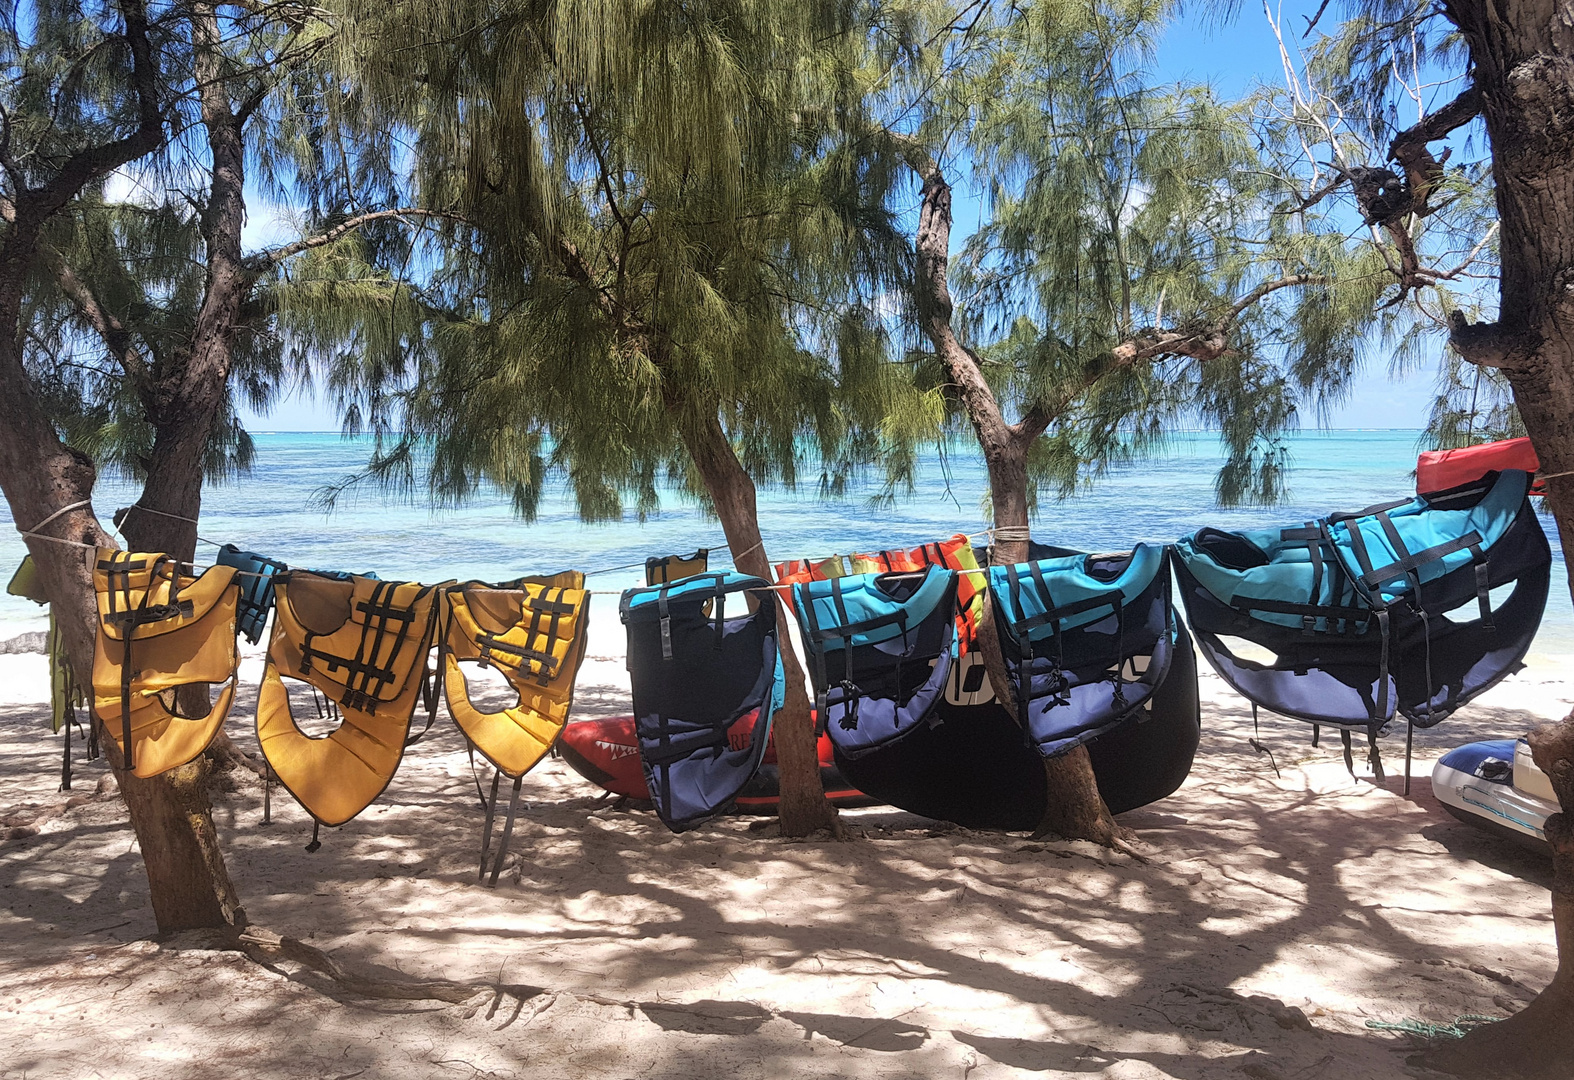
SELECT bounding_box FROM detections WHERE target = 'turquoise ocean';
[3,429,1571,655]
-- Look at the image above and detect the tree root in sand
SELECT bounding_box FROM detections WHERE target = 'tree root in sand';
[1,772,118,840]
[1411,978,1574,1080]
[163,926,546,1011]
[204,730,267,779]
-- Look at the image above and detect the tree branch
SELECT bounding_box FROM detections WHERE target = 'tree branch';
[1447,310,1533,369]
[1387,83,1481,217]
[242,208,469,271]
[19,0,163,229]
[36,240,152,386]
[1015,274,1331,443]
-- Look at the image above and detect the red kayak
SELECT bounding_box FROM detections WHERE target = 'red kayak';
[1418,436,1545,495]
[558,712,878,811]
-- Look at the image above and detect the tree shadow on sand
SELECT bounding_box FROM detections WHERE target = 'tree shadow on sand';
[0,667,1560,1079]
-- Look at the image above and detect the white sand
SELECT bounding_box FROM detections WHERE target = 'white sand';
[0,644,1568,1079]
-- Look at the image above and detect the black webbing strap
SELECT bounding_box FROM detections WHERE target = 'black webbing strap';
[487,773,526,888]
[262,757,272,826]
[658,586,674,660]
[465,741,489,810]
[1338,727,1385,780]
[100,551,181,772]
[830,578,862,729]
[476,632,560,676]
[540,587,565,684]
[478,768,502,879]
[1376,608,1391,721]
[1229,595,1370,629]
[1280,525,1325,633]
[797,582,831,731]
[1473,548,1496,633]
[1249,703,1279,778]
[1003,567,1046,747]
[1370,512,1478,587]
[643,573,730,662]
[60,700,72,792]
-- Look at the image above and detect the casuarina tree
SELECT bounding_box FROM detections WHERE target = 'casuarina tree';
[2,0,457,931]
[1258,1,1574,1075]
[859,0,1396,846]
[321,0,919,837]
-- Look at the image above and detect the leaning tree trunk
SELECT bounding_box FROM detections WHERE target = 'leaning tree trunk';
[904,141,1124,847]
[1421,4,1574,1076]
[676,407,838,837]
[0,0,245,935]
[0,360,244,934]
[116,0,258,774]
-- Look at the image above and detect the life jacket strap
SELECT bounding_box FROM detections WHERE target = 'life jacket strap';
[478,768,503,879]
[1249,703,1280,778]
[475,633,561,678]
[1228,595,1370,633]
[488,774,527,888]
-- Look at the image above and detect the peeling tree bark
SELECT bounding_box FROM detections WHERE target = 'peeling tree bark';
[1417,4,1574,1076]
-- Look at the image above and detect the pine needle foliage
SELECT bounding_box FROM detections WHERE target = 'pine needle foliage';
[316,0,918,522]
[11,1,414,489]
[860,0,1394,508]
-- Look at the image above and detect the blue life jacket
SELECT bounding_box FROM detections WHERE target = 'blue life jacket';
[988,544,1174,758]
[1174,469,1550,768]
[791,565,959,756]
[621,573,784,832]
[216,544,288,645]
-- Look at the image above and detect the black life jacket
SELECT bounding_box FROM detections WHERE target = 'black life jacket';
[1174,469,1550,769]
[621,573,783,832]
[811,548,1198,832]
[790,565,959,756]
[987,544,1175,757]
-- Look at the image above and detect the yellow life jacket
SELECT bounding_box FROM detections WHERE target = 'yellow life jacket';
[444,571,590,778]
[645,549,709,585]
[257,572,442,828]
[91,549,240,778]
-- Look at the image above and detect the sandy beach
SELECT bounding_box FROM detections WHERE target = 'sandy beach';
[0,629,1568,1080]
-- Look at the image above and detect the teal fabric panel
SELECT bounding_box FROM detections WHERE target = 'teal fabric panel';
[989,544,1164,639]
[1172,533,1353,632]
[791,565,954,651]
[1328,470,1529,602]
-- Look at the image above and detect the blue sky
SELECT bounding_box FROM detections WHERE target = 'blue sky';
[240,3,1438,433]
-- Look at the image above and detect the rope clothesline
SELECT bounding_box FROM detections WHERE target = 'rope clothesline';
[13,501,1008,592]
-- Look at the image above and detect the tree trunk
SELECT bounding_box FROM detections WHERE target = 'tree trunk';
[1420,4,1574,1075]
[904,141,1122,846]
[0,0,244,936]
[0,363,244,933]
[676,407,838,837]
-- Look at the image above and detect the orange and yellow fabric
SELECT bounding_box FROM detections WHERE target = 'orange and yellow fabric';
[257,572,442,827]
[444,572,590,778]
[848,549,924,575]
[91,549,240,778]
[909,535,987,654]
[773,554,849,586]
